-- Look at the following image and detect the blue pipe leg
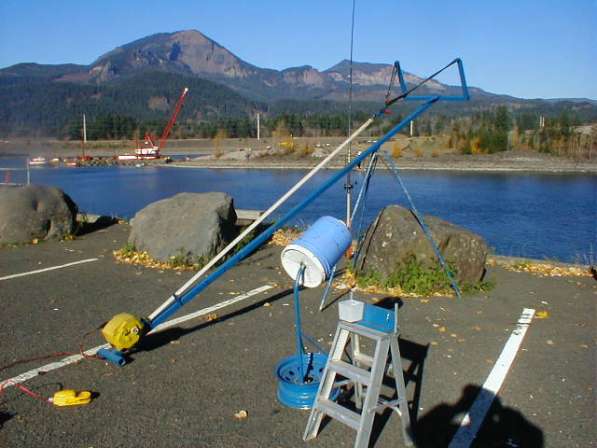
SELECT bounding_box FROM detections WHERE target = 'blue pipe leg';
[293,265,307,380]
[150,98,439,328]
[97,348,127,367]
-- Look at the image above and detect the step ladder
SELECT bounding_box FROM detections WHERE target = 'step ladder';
[303,303,414,447]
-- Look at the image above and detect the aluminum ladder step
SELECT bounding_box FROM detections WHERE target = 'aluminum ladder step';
[329,360,372,386]
[317,399,361,431]
[354,352,395,376]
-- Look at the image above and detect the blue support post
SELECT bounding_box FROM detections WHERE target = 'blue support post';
[293,265,307,381]
[381,153,463,299]
[150,99,439,328]
[150,58,470,327]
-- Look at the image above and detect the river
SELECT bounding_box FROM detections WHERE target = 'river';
[2,157,596,264]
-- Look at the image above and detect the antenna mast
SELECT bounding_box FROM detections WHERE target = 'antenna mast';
[345,0,357,228]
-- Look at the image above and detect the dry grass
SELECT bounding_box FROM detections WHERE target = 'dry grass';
[488,258,592,278]
[269,228,302,247]
[113,248,198,271]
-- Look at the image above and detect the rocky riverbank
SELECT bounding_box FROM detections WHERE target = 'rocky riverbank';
[169,150,597,173]
[2,137,596,173]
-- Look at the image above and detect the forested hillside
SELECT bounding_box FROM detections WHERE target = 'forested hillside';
[0,71,260,137]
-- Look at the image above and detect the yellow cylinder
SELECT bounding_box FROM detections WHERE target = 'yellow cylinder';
[101,313,145,350]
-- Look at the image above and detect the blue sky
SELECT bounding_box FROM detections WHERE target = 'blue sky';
[0,0,595,99]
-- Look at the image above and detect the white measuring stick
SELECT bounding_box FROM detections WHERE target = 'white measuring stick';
[148,117,375,321]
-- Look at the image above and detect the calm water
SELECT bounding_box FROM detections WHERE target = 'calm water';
[2,157,596,263]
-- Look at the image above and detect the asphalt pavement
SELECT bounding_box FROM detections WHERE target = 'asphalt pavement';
[0,223,594,447]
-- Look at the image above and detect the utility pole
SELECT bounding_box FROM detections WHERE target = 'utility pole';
[82,113,87,158]
[257,113,260,141]
[83,113,87,143]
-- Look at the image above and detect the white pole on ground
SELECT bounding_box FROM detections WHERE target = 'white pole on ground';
[26,158,30,185]
[148,117,375,321]
[410,120,414,137]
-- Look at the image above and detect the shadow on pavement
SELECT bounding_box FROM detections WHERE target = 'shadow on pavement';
[134,287,294,353]
[413,384,544,447]
[367,338,428,447]
[0,410,13,429]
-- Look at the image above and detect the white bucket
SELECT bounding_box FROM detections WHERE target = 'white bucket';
[281,216,351,288]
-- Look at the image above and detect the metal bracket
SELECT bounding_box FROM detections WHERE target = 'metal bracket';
[391,58,470,102]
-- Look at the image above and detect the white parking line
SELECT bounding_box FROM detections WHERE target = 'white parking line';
[0,258,99,281]
[0,284,274,390]
[449,308,536,448]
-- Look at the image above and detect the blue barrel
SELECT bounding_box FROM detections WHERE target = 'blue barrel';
[281,216,351,288]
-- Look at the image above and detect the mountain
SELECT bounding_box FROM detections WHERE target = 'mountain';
[2,30,489,101]
[0,29,595,136]
[83,30,495,101]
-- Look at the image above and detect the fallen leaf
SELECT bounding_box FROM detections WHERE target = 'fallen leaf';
[205,313,218,322]
[535,310,550,319]
[438,326,446,333]
[546,339,554,345]
[234,410,248,420]
[263,302,271,307]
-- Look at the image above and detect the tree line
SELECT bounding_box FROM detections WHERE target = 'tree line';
[66,106,594,159]
[443,106,593,158]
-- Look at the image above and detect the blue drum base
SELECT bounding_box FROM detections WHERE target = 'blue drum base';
[275,352,338,409]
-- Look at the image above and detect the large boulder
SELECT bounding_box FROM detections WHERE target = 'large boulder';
[0,184,78,244]
[129,192,238,263]
[355,205,488,284]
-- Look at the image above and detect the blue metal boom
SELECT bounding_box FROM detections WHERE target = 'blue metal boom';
[150,59,470,328]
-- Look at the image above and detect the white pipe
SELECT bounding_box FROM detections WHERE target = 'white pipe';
[148,117,375,320]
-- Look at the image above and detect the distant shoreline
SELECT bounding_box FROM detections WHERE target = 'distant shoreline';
[165,159,597,174]
[2,137,596,174]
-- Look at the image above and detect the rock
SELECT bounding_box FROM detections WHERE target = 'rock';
[0,184,78,244]
[312,147,327,158]
[355,205,488,284]
[128,192,238,263]
[219,149,250,161]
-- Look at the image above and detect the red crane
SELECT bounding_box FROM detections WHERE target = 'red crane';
[130,87,189,160]
[158,87,189,151]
